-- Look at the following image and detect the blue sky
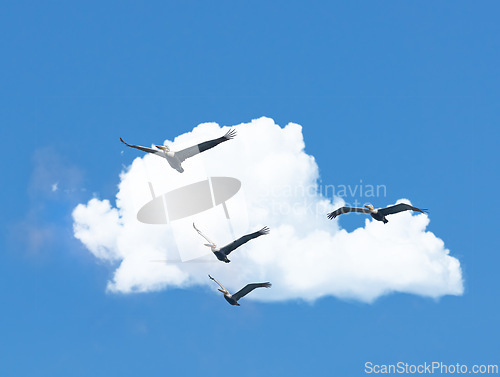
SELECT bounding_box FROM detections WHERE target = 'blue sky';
[1,1,499,376]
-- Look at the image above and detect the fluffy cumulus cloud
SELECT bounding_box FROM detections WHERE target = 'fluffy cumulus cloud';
[72,117,463,302]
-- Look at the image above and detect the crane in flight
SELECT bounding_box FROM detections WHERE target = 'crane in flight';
[208,275,271,306]
[120,128,236,173]
[193,223,269,263]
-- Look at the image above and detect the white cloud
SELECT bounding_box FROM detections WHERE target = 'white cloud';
[72,117,463,302]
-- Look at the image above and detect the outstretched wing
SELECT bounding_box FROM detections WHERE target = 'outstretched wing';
[208,274,228,293]
[378,203,427,217]
[327,207,371,219]
[150,257,218,264]
[193,223,216,246]
[175,129,236,162]
[220,226,270,256]
[120,137,162,155]
[232,282,272,302]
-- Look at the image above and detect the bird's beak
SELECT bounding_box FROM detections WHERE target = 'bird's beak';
[218,289,224,293]
[204,243,214,248]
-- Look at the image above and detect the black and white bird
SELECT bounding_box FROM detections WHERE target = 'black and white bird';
[208,275,271,306]
[120,129,236,173]
[327,203,427,224]
[193,223,269,263]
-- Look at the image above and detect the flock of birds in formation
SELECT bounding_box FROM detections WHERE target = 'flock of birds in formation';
[121,128,427,306]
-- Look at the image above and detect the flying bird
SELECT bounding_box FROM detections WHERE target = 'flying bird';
[120,129,236,173]
[208,275,271,306]
[327,203,427,224]
[193,223,269,263]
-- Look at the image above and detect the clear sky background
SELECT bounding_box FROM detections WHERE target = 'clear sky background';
[1,1,499,376]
